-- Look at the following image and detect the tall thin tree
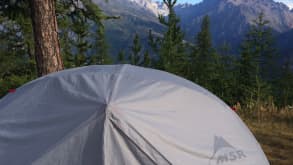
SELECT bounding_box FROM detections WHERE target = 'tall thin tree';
[29,0,64,76]
[130,33,142,65]
[158,0,186,75]
[238,12,276,105]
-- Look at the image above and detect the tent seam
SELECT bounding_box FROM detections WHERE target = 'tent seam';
[111,122,158,164]
[110,118,172,165]
[103,64,128,165]
[107,64,128,103]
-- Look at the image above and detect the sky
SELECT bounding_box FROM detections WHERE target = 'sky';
[158,0,293,9]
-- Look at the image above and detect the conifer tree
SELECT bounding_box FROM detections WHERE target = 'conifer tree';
[238,12,276,105]
[216,53,238,104]
[57,0,114,66]
[58,15,74,68]
[70,12,90,66]
[238,42,258,104]
[130,33,142,65]
[88,24,111,65]
[1,0,112,69]
[117,50,126,64]
[190,15,219,91]
[29,0,64,76]
[0,0,112,97]
[1,0,65,76]
[158,0,187,75]
[276,58,293,106]
[143,50,151,67]
[197,16,212,54]
[0,15,36,97]
[148,29,159,53]
[249,12,277,82]
[147,29,161,68]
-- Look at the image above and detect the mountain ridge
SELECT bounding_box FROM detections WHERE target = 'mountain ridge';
[92,0,165,54]
[91,0,293,56]
[175,0,293,53]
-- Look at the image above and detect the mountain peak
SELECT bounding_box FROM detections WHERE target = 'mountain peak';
[202,0,293,31]
[175,0,293,53]
[128,0,168,16]
[176,3,193,9]
[225,0,288,8]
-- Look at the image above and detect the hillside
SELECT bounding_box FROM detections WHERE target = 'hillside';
[92,0,166,55]
[90,0,293,56]
[175,0,293,52]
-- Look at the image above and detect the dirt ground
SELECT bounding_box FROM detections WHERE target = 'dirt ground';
[243,118,293,165]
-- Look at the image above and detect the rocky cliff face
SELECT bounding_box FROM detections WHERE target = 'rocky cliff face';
[92,0,166,55]
[175,0,293,52]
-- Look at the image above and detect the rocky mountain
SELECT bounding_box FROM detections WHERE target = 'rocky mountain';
[91,0,293,56]
[92,0,167,55]
[174,0,293,53]
[128,0,168,16]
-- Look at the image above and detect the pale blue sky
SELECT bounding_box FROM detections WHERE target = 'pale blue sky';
[158,0,293,9]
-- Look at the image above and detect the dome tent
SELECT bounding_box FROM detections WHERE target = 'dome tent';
[0,65,269,165]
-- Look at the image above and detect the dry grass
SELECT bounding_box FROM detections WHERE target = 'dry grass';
[238,105,293,165]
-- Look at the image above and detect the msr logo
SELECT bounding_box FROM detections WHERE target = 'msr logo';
[209,136,247,165]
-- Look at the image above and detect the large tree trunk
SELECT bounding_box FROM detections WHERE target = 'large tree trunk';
[29,0,64,77]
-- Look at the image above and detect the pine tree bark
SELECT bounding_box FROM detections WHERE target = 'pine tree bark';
[29,0,64,76]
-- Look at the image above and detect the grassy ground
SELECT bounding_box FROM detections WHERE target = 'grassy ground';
[238,106,293,165]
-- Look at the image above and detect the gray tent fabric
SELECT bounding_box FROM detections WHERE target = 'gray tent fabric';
[0,64,269,165]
